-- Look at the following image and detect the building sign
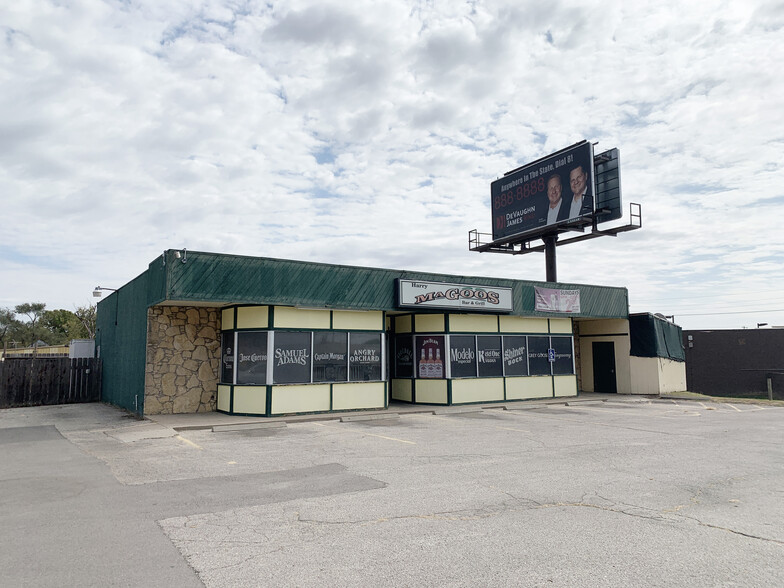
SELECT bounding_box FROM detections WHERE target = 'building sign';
[534,287,581,313]
[397,279,513,312]
[491,141,595,242]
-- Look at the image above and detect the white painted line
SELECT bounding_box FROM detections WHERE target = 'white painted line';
[495,426,531,433]
[312,422,415,445]
[175,435,203,450]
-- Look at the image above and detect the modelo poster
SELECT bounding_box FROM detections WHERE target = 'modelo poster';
[491,141,595,242]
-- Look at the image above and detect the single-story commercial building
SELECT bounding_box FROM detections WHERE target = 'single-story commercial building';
[95,250,686,418]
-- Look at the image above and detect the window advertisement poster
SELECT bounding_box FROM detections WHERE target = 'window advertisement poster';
[349,332,383,381]
[534,287,581,313]
[313,332,348,383]
[477,336,504,377]
[528,336,552,376]
[449,335,477,378]
[272,331,312,384]
[503,335,528,377]
[221,332,235,384]
[236,331,268,385]
[551,336,575,375]
[416,336,445,379]
[394,336,414,378]
[491,141,595,242]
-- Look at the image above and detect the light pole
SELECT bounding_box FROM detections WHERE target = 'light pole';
[93,286,119,325]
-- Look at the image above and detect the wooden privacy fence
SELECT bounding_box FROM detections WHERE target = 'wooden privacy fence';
[0,358,102,408]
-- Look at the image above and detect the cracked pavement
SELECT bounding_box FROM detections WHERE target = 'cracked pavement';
[1,398,783,587]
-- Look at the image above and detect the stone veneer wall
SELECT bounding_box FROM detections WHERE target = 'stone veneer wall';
[144,306,221,414]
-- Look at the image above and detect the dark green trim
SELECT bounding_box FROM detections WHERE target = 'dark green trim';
[268,305,275,328]
[444,314,450,333]
[265,385,272,417]
[329,383,333,411]
[330,311,333,329]
[447,379,453,405]
[384,381,388,409]
[229,385,234,413]
[234,306,238,330]
[412,379,416,403]
[503,377,507,401]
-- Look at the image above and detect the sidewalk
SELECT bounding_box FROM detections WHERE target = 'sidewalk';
[146,393,655,431]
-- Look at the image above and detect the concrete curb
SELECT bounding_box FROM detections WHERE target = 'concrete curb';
[212,422,287,433]
[433,406,484,415]
[340,413,401,423]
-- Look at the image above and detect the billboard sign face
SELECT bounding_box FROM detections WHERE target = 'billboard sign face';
[491,141,595,242]
[397,279,513,312]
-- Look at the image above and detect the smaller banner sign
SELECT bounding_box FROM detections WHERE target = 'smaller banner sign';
[534,287,581,313]
[397,279,513,312]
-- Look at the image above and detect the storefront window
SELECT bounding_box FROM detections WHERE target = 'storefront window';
[528,336,551,376]
[416,336,445,379]
[349,332,382,381]
[272,331,312,384]
[394,336,414,378]
[477,336,503,377]
[313,332,348,382]
[449,335,477,378]
[236,331,268,385]
[503,335,528,377]
[551,336,574,375]
[220,332,234,384]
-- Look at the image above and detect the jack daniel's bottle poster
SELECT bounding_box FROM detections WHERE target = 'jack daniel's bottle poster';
[416,336,445,379]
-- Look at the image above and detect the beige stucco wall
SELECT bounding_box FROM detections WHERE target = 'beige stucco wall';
[144,306,220,414]
[630,356,687,394]
[576,319,632,394]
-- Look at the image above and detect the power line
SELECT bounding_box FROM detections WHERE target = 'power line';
[670,309,784,317]
[631,289,784,303]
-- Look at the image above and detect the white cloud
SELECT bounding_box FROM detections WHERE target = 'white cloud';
[1,0,782,330]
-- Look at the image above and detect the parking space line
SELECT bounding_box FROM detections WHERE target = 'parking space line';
[312,422,416,445]
[494,426,531,433]
[175,435,203,450]
[567,404,699,417]
[726,404,742,412]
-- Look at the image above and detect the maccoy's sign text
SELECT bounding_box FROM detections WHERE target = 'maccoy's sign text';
[397,279,514,312]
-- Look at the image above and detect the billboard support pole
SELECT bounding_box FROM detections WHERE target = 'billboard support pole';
[544,235,558,282]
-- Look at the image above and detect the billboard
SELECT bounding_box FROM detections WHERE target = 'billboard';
[491,141,595,242]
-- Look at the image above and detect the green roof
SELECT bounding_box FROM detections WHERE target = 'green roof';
[148,249,628,319]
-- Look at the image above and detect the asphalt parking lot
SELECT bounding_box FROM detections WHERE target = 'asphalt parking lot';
[1,397,782,587]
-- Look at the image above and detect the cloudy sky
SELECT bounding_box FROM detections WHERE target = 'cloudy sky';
[2,0,782,330]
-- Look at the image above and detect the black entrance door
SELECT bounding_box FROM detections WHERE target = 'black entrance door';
[592,341,617,393]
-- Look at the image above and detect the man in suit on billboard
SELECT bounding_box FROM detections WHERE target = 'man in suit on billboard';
[546,173,568,225]
[566,164,593,219]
